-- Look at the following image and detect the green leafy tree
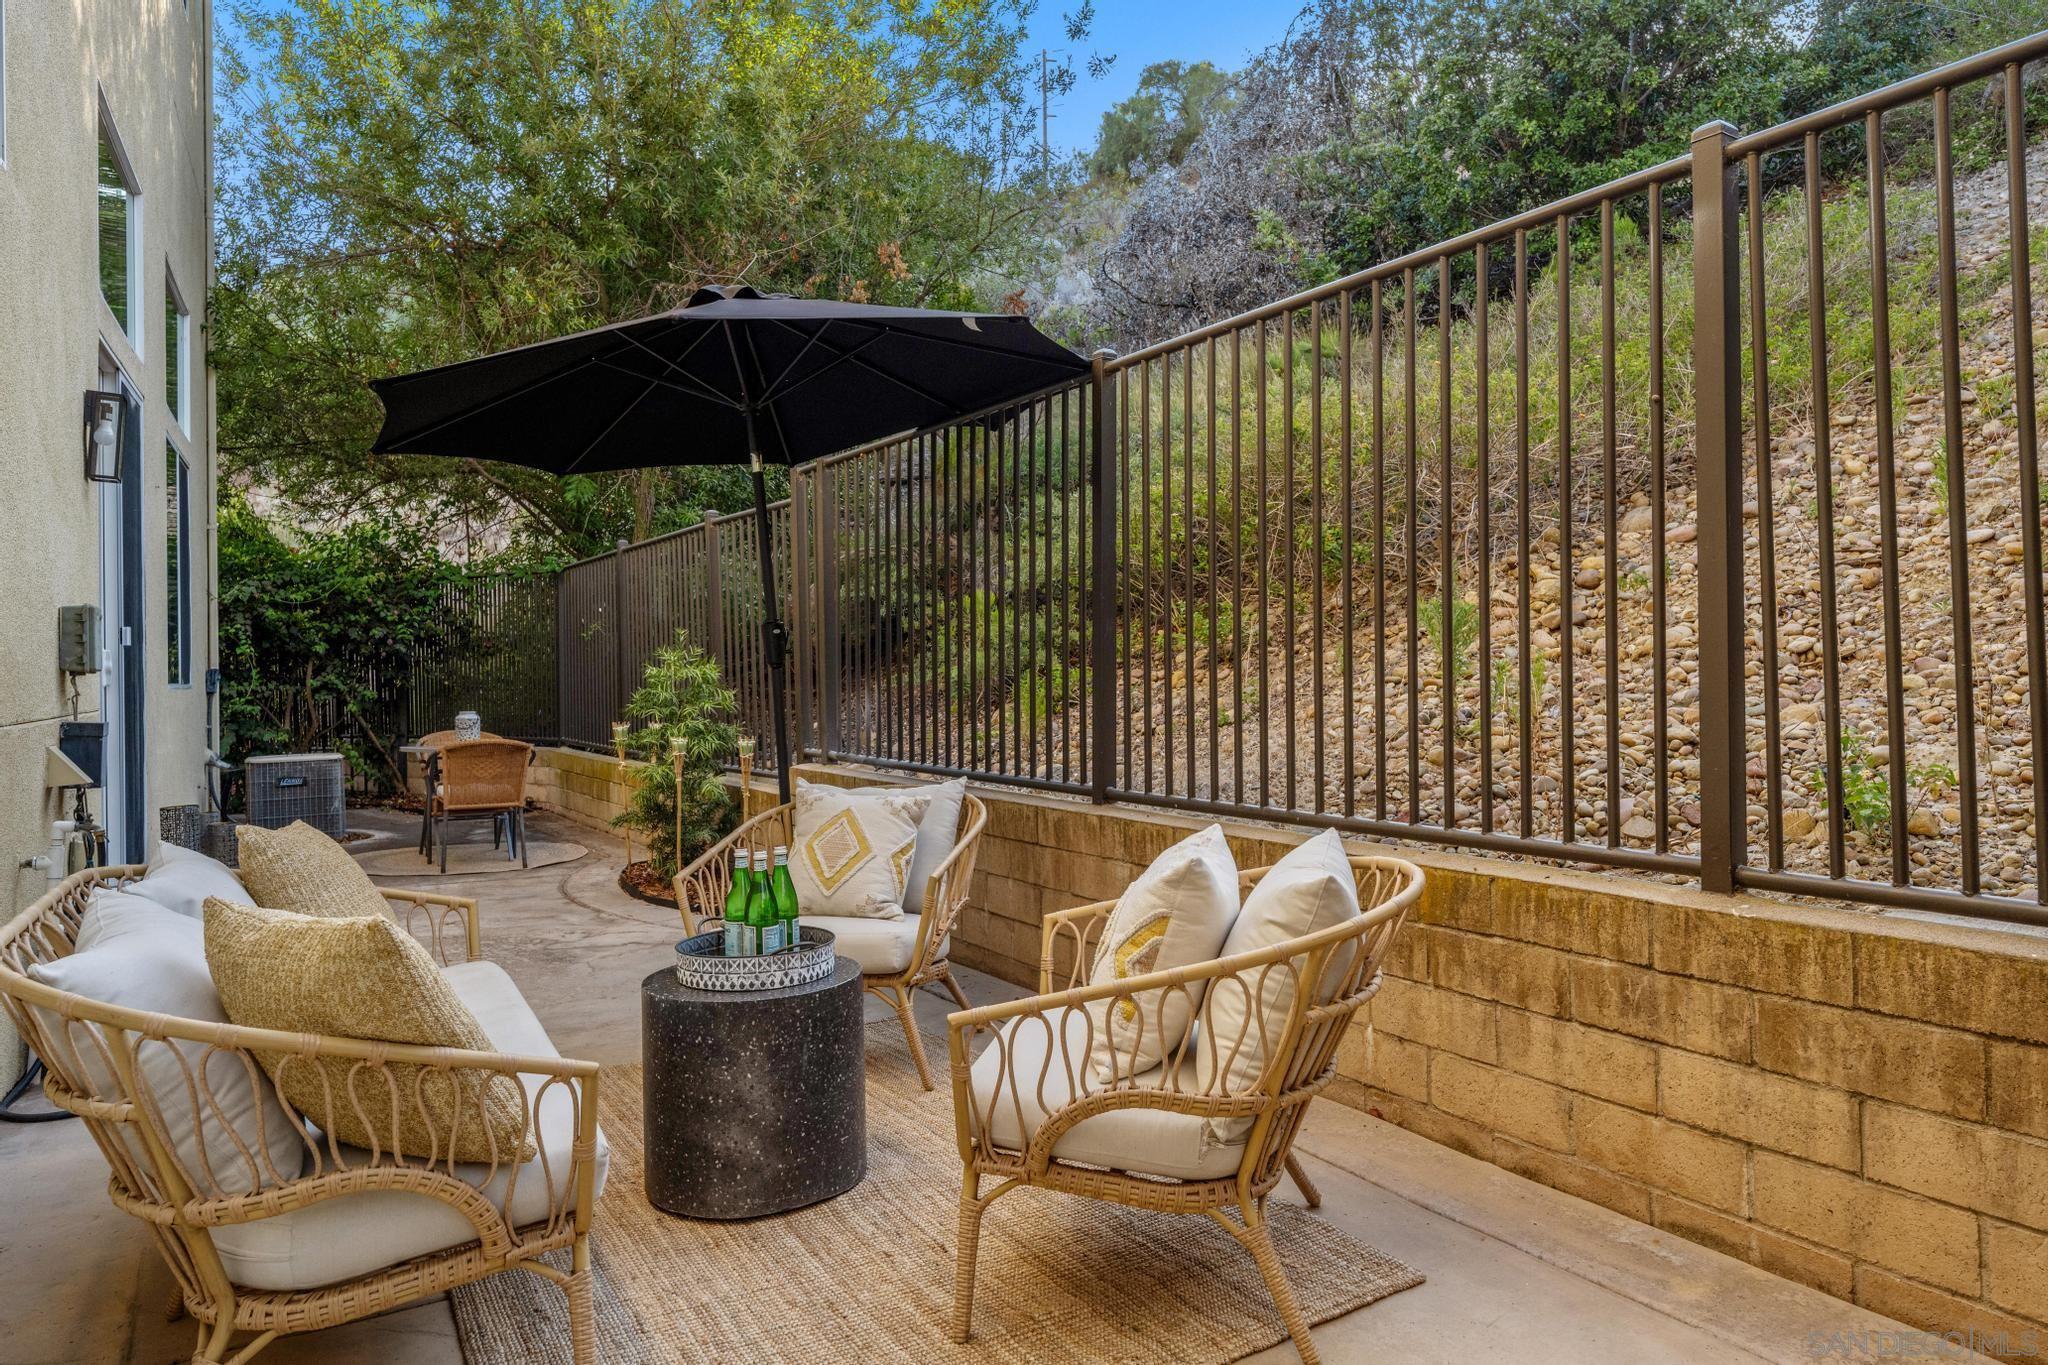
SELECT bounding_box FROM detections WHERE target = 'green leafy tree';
[613,635,740,879]
[1090,60,1235,178]
[215,0,1060,557]
[217,493,462,792]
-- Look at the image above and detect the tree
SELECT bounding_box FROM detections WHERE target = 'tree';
[1089,60,1235,179]
[1081,0,1953,347]
[216,492,462,792]
[613,636,740,879]
[215,0,1058,558]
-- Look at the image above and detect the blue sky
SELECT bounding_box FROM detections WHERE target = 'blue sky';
[1020,3,1291,157]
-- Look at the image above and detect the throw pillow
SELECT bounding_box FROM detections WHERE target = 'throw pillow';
[233,820,389,920]
[1197,830,1361,1140]
[847,777,965,915]
[786,781,933,921]
[130,841,246,920]
[28,890,307,1196]
[1086,823,1239,1082]
[204,898,532,1163]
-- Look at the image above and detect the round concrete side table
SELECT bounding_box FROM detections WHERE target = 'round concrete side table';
[640,957,867,1220]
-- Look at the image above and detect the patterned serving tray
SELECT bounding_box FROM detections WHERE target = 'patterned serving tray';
[673,927,838,992]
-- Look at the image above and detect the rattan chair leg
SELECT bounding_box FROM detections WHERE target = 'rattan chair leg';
[938,969,971,1011]
[1284,1153,1322,1209]
[950,1172,987,1343]
[190,1315,236,1363]
[1226,1203,1320,1365]
[566,1237,597,1365]
[891,985,936,1091]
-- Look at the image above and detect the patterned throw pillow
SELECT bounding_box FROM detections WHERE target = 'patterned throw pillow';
[786,781,933,921]
[1086,824,1240,1082]
[204,898,533,1164]
[234,820,390,920]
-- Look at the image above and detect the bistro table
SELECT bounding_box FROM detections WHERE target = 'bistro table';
[640,956,867,1220]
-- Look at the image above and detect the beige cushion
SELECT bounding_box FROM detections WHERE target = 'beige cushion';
[797,914,929,975]
[27,890,307,1197]
[210,960,609,1291]
[131,841,246,919]
[969,1006,1244,1181]
[233,820,389,920]
[203,899,532,1164]
[845,777,965,915]
[1197,830,1361,1142]
[787,781,932,921]
[1086,824,1238,1082]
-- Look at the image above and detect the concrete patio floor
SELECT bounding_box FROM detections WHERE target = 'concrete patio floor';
[0,807,1961,1364]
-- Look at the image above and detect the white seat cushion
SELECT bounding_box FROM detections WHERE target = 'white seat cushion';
[130,842,246,920]
[799,914,925,975]
[969,1006,1245,1182]
[210,960,609,1291]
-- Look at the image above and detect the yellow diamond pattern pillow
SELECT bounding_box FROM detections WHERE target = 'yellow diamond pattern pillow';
[1086,824,1240,1082]
[234,820,390,920]
[204,898,534,1164]
[788,782,932,921]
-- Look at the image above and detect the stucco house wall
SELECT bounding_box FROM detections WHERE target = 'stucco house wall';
[0,0,218,1086]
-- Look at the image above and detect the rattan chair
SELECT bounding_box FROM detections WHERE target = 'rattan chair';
[676,788,988,1090]
[946,853,1422,1364]
[432,738,534,872]
[410,730,510,858]
[0,866,604,1364]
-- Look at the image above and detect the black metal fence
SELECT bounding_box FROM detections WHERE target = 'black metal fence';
[412,34,2048,928]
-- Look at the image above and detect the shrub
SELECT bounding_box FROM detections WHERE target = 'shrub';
[613,636,739,880]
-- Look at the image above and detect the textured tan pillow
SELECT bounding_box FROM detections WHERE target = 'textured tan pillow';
[233,820,389,920]
[204,899,532,1164]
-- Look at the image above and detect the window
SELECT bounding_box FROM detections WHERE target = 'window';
[97,126,136,336]
[166,272,189,428]
[166,447,190,686]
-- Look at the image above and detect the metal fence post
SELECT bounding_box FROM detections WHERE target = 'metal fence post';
[1689,121,1748,894]
[703,515,725,678]
[817,463,842,759]
[1089,351,1118,802]
[790,475,813,759]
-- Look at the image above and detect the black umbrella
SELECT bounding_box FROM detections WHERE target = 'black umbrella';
[370,284,1090,802]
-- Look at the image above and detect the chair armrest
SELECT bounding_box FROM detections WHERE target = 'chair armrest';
[673,803,792,934]
[381,889,481,964]
[1038,900,1114,993]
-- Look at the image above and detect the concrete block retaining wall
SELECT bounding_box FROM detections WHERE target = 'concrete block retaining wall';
[794,761,2048,1347]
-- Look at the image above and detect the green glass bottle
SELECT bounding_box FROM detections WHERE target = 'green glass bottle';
[771,849,799,951]
[723,856,755,957]
[750,859,783,953]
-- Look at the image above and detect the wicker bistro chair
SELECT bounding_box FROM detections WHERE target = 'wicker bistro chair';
[0,867,605,1365]
[432,738,534,872]
[946,853,1424,1365]
[675,791,989,1090]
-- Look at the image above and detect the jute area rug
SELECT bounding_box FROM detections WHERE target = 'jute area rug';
[451,1023,1422,1364]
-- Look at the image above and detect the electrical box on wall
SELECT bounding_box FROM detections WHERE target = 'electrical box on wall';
[58,605,101,674]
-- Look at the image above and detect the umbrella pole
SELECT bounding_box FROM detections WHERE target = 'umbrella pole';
[748,450,795,807]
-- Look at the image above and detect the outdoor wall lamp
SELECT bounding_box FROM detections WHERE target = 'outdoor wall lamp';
[83,391,127,484]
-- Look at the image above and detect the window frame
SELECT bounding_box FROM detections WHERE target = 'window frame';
[165,445,191,688]
[96,103,142,349]
[165,267,190,431]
